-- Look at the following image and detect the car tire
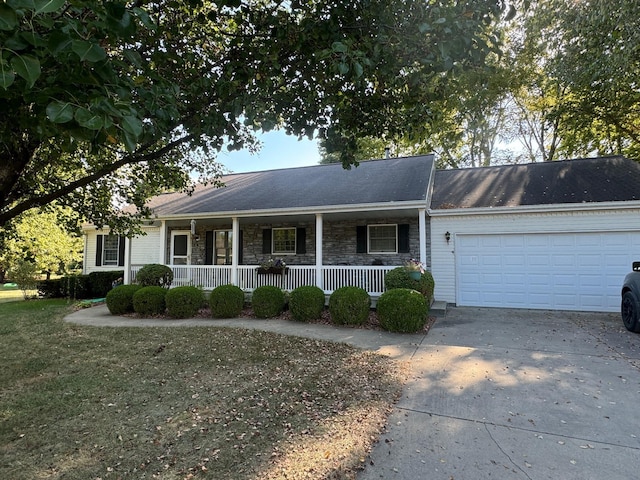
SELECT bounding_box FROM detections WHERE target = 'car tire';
[621,291,640,333]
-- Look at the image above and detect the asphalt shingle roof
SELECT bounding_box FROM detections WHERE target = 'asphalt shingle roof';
[431,156,640,209]
[146,154,434,216]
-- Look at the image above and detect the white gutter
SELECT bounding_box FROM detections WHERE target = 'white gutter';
[428,200,640,217]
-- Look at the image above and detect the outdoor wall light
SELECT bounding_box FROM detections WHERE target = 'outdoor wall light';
[190,219,196,234]
[445,231,451,244]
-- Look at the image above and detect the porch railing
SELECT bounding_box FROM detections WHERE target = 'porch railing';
[130,265,396,296]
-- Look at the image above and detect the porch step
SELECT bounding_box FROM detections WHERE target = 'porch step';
[430,300,448,316]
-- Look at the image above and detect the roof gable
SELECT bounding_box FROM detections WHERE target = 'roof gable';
[147,154,434,216]
[431,156,640,210]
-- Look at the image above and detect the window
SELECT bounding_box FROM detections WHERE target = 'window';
[214,230,233,265]
[103,235,120,265]
[368,225,397,253]
[96,234,123,267]
[272,227,296,254]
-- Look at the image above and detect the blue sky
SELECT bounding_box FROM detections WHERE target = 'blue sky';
[217,130,321,173]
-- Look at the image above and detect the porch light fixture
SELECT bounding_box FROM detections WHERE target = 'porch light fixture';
[190,219,196,234]
[445,231,451,244]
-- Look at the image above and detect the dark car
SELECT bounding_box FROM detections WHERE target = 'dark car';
[622,262,640,333]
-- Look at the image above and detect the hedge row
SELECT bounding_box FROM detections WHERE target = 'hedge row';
[38,271,124,299]
[103,268,434,333]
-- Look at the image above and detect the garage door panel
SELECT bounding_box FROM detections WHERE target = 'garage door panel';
[456,232,640,312]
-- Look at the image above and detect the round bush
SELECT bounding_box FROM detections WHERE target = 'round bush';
[289,285,326,322]
[209,284,245,318]
[106,284,142,315]
[328,286,371,326]
[133,286,167,316]
[384,267,435,302]
[377,288,428,333]
[251,285,285,318]
[135,264,174,288]
[166,286,204,318]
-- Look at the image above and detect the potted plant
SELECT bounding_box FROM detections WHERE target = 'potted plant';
[404,258,424,280]
[257,257,289,275]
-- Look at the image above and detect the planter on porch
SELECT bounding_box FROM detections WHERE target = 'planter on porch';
[256,267,289,275]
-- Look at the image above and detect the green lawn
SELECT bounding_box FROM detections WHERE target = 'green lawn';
[0,300,404,479]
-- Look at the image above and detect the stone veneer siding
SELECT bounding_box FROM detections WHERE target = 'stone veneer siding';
[183,215,431,268]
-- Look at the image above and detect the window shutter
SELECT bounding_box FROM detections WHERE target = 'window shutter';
[95,235,103,266]
[398,224,410,253]
[356,226,367,253]
[118,236,126,266]
[204,231,214,265]
[238,230,244,264]
[262,229,272,254]
[296,228,306,254]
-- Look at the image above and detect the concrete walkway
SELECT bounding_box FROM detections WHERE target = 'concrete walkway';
[65,305,640,479]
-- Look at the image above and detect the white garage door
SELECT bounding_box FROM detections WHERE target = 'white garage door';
[456,232,640,312]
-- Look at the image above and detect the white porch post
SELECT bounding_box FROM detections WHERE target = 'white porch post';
[123,236,132,284]
[418,208,427,267]
[159,220,167,264]
[315,213,323,290]
[231,217,239,285]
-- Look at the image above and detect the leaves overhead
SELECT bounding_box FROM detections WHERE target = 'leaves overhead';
[0,0,514,230]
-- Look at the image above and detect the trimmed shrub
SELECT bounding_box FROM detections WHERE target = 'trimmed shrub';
[37,278,64,298]
[62,274,92,299]
[329,286,371,326]
[251,285,285,318]
[106,284,142,315]
[384,267,435,302]
[166,286,204,318]
[133,286,167,316]
[209,284,245,318]
[289,285,325,322]
[89,270,124,297]
[377,288,428,333]
[135,264,173,288]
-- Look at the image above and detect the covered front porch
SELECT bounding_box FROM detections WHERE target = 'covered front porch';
[122,204,430,297]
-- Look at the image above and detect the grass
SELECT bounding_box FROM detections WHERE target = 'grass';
[0,288,33,303]
[0,300,405,479]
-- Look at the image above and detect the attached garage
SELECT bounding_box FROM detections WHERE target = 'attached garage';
[429,156,640,313]
[455,232,640,312]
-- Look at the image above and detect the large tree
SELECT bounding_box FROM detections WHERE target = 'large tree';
[0,0,516,231]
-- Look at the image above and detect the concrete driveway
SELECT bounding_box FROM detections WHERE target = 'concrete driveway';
[358,307,640,480]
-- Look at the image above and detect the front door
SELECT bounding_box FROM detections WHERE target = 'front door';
[170,231,191,265]
[214,230,233,265]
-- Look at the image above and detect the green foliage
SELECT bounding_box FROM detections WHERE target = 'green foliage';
[289,285,326,322]
[106,284,142,315]
[135,264,173,288]
[209,284,245,319]
[251,286,285,319]
[9,260,38,299]
[384,267,435,302]
[37,279,64,298]
[376,289,428,333]
[88,271,124,297]
[0,0,512,228]
[132,286,167,316]
[165,286,204,319]
[62,275,93,300]
[328,286,371,326]
[0,207,83,279]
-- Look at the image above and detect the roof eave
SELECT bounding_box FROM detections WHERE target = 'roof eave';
[154,200,429,221]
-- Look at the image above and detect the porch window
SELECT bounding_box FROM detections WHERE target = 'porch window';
[272,227,296,254]
[214,230,232,265]
[368,224,397,253]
